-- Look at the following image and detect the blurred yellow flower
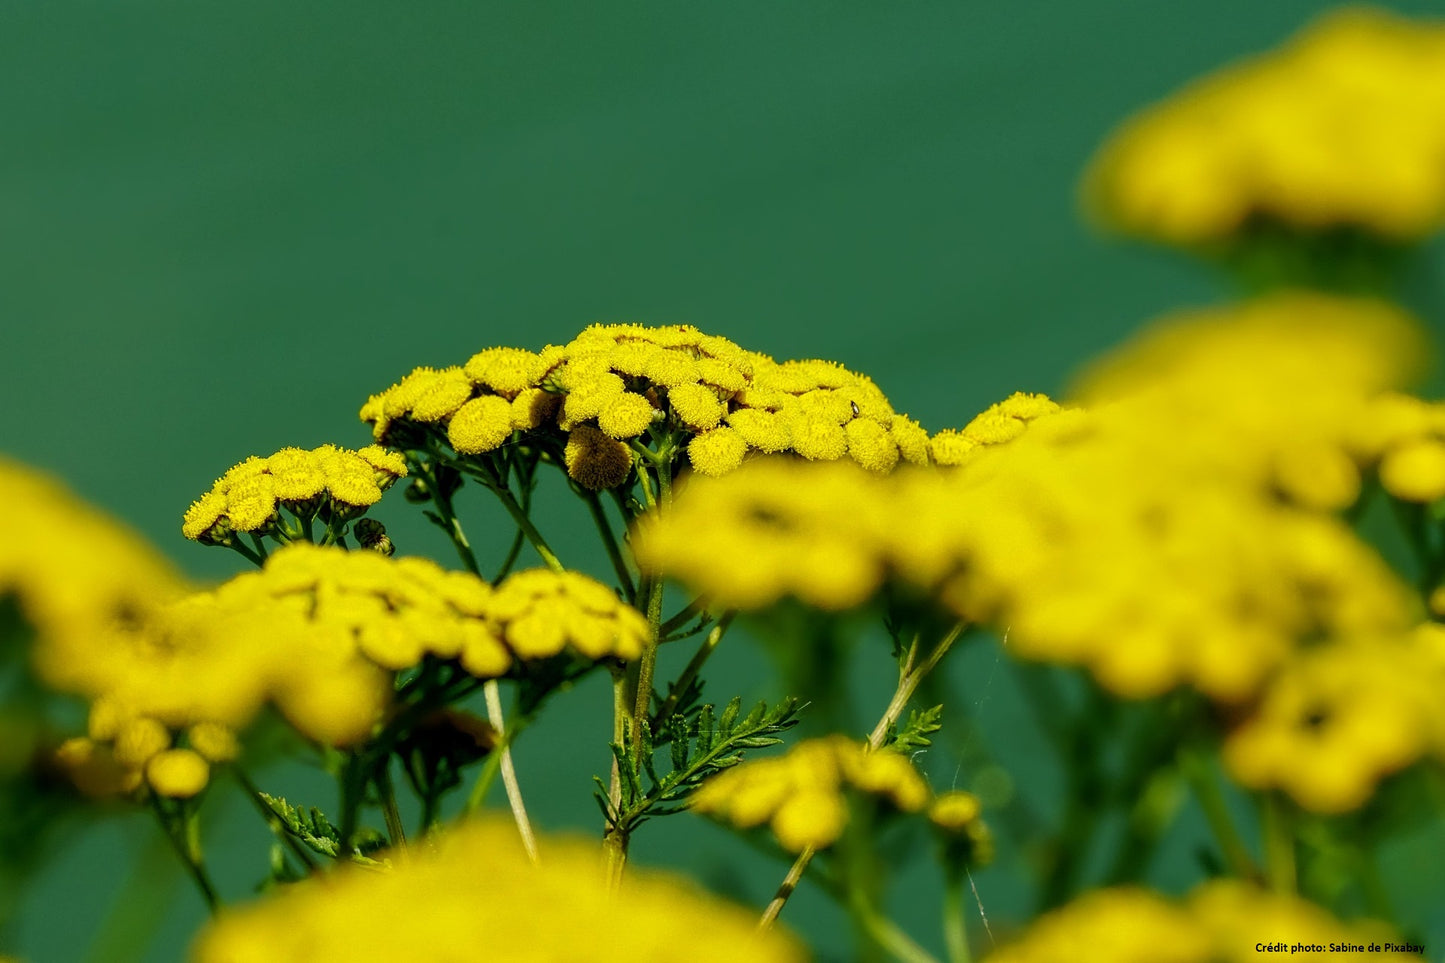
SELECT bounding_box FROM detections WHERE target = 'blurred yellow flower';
[191,818,806,963]
[1086,7,1445,245]
[691,736,930,852]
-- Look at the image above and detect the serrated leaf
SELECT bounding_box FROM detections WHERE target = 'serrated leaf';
[696,705,716,754]
[718,695,742,736]
[668,717,689,772]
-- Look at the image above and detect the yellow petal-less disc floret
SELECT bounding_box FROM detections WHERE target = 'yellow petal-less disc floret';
[145,748,210,799]
[447,395,516,454]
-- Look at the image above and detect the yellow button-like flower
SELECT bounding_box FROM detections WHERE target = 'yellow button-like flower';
[447,395,515,454]
[145,748,210,799]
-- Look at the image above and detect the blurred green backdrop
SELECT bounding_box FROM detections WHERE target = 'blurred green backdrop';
[5,2,1445,960]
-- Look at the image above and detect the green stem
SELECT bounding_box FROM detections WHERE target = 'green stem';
[659,593,710,637]
[943,873,972,963]
[462,710,531,815]
[586,490,636,603]
[378,762,407,848]
[1179,749,1261,881]
[150,796,219,914]
[484,678,537,862]
[227,540,265,567]
[491,480,563,573]
[1261,793,1297,894]
[492,527,526,582]
[653,613,733,727]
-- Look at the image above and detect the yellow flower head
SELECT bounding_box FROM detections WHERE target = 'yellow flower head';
[1223,632,1445,813]
[0,458,190,697]
[1085,8,1445,245]
[634,459,894,611]
[191,819,806,963]
[565,423,633,491]
[145,748,210,799]
[487,569,647,662]
[691,736,930,852]
[182,445,407,543]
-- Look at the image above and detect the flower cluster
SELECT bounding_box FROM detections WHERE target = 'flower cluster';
[928,391,1064,467]
[1085,7,1445,245]
[182,445,408,543]
[642,294,1419,704]
[984,880,1412,963]
[190,818,806,963]
[1223,625,1445,812]
[0,460,191,695]
[361,323,930,486]
[689,736,931,852]
[1347,392,1445,503]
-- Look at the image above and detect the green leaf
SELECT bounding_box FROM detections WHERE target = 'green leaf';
[718,695,742,736]
[886,704,944,755]
[259,793,341,859]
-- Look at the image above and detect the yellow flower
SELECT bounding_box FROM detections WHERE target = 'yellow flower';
[182,445,407,542]
[446,395,515,454]
[691,736,929,852]
[488,569,647,662]
[463,346,552,397]
[634,459,894,611]
[145,748,210,799]
[597,391,660,438]
[1379,437,1445,502]
[1223,633,1445,812]
[54,738,141,798]
[565,423,633,490]
[1085,8,1445,245]
[113,717,170,769]
[669,382,727,430]
[188,722,240,763]
[844,418,899,473]
[687,427,749,477]
[191,818,806,963]
[0,458,190,697]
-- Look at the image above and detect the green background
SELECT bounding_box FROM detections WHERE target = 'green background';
[5,2,1445,960]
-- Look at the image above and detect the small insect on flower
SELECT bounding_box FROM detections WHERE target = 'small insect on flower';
[850,400,861,417]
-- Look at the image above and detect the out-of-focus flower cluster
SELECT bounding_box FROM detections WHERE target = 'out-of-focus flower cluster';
[361,323,933,484]
[690,735,933,852]
[182,445,407,543]
[190,818,806,963]
[640,293,1445,814]
[983,880,1416,963]
[56,543,644,799]
[1,459,190,689]
[1086,7,1445,245]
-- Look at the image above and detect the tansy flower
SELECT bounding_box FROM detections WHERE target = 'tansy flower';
[1085,7,1445,246]
[565,424,633,491]
[182,445,407,544]
[1223,630,1445,812]
[690,736,930,852]
[369,322,930,479]
[634,459,896,611]
[487,568,647,662]
[190,819,806,963]
[0,458,190,698]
